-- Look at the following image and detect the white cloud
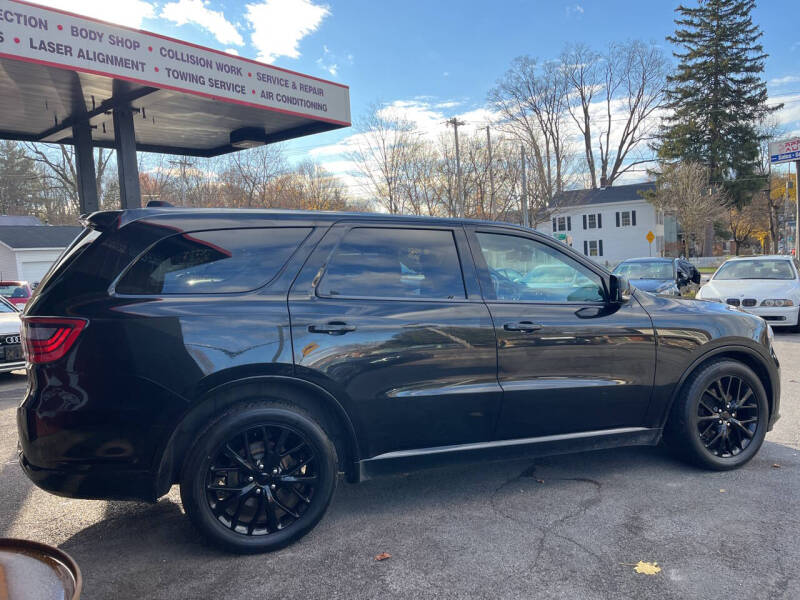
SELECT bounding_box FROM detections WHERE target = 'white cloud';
[316,45,339,76]
[161,0,244,46]
[769,75,800,87]
[224,48,240,55]
[32,0,155,27]
[565,3,584,18]
[245,0,330,62]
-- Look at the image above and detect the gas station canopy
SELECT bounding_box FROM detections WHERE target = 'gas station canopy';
[0,0,350,211]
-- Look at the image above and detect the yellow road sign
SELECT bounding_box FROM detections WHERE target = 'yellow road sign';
[646,231,655,244]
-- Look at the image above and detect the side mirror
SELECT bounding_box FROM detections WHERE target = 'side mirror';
[609,274,631,303]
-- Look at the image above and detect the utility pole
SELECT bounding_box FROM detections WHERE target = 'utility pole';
[486,126,495,218]
[445,118,465,217]
[521,144,529,228]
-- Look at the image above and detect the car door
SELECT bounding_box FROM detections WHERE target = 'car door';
[467,227,656,440]
[288,222,501,459]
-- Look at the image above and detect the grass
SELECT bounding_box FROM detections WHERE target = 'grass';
[697,267,717,274]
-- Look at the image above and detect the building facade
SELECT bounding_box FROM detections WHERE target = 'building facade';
[0,226,83,284]
[536,182,671,267]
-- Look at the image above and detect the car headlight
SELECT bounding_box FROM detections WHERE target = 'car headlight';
[761,299,794,307]
[656,282,679,295]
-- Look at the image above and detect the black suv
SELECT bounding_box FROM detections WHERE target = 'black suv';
[18,208,780,553]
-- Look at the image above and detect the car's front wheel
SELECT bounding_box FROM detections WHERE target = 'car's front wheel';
[180,401,338,553]
[667,359,769,470]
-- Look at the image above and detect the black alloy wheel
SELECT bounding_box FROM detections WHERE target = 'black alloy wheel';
[206,424,318,535]
[181,402,337,553]
[693,375,759,458]
[667,359,768,470]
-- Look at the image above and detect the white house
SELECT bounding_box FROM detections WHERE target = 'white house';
[536,182,668,266]
[0,226,83,284]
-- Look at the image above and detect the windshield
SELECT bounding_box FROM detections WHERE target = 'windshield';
[714,260,796,280]
[0,284,29,298]
[613,261,673,280]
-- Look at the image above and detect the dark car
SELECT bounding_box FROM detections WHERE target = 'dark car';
[18,208,780,553]
[612,257,696,296]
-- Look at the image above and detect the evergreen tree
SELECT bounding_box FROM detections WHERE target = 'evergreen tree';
[657,0,779,207]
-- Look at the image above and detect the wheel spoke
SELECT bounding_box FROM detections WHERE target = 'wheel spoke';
[285,455,315,475]
[264,492,280,532]
[734,388,753,410]
[731,420,754,439]
[230,493,247,530]
[697,415,720,422]
[291,487,311,504]
[279,474,319,485]
[271,494,300,519]
[276,428,289,455]
[281,441,306,458]
[224,444,256,472]
[704,428,723,449]
[248,493,264,535]
[698,399,717,414]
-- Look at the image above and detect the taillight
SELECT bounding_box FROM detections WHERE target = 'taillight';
[21,317,87,364]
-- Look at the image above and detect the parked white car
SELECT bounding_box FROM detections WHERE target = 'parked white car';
[0,295,23,372]
[696,256,800,328]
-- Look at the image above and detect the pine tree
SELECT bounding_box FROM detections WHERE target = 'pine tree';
[657,0,779,207]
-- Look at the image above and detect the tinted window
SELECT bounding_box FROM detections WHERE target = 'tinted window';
[613,261,673,280]
[117,227,310,294]
[476,232,604,303]
[319,227,466,300]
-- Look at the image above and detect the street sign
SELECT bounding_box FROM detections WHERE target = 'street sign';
[769,138,800,164]
[646,231,655,244]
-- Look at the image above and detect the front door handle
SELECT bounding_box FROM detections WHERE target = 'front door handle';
[308,321,356,335]
[503,321,542,332]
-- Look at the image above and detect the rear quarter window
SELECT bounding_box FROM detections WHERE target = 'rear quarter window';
[115,227,311,295]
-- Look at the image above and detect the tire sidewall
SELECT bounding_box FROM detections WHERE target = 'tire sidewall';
[181,405,337,553]
[677,360,769,470]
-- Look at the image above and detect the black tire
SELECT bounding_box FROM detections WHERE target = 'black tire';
[665,359,769,470]
[180,401,338,553]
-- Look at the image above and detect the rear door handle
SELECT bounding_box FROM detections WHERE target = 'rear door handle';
[503,321,542,332]
[308,321,356,335]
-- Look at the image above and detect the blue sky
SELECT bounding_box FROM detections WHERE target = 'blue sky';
[35,0,800,186]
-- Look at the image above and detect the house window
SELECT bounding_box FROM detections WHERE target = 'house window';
[583,240,603,257]
[583,213,602,229]
[557,217,566,231]
[616,210,637,227]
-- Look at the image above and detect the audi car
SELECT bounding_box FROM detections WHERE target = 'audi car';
[0,296,23,373]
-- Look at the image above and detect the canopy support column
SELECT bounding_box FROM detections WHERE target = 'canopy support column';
[113,107,141,209]
[73,120,99,214]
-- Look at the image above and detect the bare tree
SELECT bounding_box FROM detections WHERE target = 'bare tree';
[348,103,418,214]
[646,162,726,256]
[490,57,574,207]
[24,142,113,217]
[563,40,668,187]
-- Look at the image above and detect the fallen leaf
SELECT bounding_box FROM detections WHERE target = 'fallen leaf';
[633,561,662,575]
[719,489,726,493]
[772,463,781,469]
[374,552,391,561]
[536,479,545,484]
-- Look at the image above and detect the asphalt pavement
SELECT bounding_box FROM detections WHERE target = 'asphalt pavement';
[1,332,799,599]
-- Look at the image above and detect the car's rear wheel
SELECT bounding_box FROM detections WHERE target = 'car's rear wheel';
[667,359,768,470]
[180,402,337,553]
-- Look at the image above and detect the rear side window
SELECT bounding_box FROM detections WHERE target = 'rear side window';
[318,227,466,300]
[116,227,311,295]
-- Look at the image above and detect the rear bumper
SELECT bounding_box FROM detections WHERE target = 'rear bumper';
[0,360,25,373]
[18,446,157,502]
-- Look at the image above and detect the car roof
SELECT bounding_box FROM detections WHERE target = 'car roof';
[617,257,674,263]
[722,255,793,262]
[0,281,27,285]
[91,207,544,235]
